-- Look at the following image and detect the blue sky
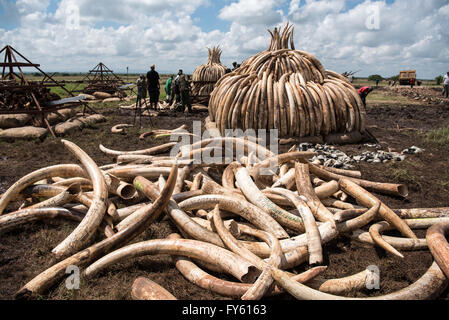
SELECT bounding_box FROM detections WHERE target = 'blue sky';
[0,0,448,78]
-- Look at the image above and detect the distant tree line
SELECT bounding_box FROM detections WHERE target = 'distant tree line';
[367,74,445,84]
[367,74,401,81]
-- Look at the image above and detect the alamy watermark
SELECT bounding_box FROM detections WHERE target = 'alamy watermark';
[66,265,80,290]
[65,3,80,30]
[366,2,381,30]
[366,265,381,290]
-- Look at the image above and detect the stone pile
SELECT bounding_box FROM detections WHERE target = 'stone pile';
[298,143,424,169]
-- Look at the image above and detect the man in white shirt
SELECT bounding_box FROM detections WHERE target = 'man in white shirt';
[444,72,449,98]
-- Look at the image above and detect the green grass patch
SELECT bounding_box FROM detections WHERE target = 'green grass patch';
[425,126,449,145]
[386,163,422,191]
[49,83,86,98]
[442,180,449,190]
[366,91,420,105]
[391,168,414,182]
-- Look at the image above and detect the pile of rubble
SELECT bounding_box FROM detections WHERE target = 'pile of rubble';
[389,87,447,105]
[298,143,424,169]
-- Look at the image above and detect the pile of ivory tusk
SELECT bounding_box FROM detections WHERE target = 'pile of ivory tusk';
[192,46,227,98]
[139,125,192,141]
[1,133,448,301]
[208,23,367,141]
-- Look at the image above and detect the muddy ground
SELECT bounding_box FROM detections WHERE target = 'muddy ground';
[0,92,448,300]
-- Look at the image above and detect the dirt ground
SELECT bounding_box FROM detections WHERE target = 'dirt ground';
[0,90,448,300]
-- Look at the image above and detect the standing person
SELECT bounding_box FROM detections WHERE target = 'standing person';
[171,70,182,107]
[178,71,192,113]
[358,86,374,108]
[410,77,415,89]
[375,79,380,87]
[146,65,160,110]
[443,72,449,98]
[165,75,173,103]
[135,75,148,128]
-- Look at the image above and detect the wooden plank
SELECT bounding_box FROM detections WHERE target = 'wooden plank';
[0,63,40,67]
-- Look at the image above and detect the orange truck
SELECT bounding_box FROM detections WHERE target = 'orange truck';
[399,70,417,85]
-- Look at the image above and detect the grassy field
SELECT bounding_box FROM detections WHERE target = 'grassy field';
[19,73,443,102]
[425,126,449,145]
[24,74,174,100]
[366,90,422,105]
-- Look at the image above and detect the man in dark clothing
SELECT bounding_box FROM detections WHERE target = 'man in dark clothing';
[146,65,160,110]
[177,70,192,113]
[358,86,374,108]
[135,75,150,128]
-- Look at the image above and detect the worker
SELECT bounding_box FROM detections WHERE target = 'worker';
[146,64,160,110]
[443,72,449,98]
[375,79,380,87]
[410,77,415,89]
[137,75,147,100]
[358,86,374,108]
[135,75,148,128]
[165,75,173,103]
[172,70,182,106]
[178,71,192,114]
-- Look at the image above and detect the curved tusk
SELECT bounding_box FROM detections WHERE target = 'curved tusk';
[52,140,108,260]
[426,222,449,279]
[369,221,405,258]
[15,164,179,299]
[131,277,177,300]
[0,208,83,235]
[100,142,177,157]
[83,238,261,284]
[235,165,305,233]
[0,164,87,215]
[178,194,289,240]
[339,178,417,239]
[269,188,323,265]
[111,124,133,134]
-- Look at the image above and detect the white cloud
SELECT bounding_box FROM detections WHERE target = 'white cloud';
[288,0,345,23]
[283,0,449,78]
[219,0,285,25]
[16,0,50,15]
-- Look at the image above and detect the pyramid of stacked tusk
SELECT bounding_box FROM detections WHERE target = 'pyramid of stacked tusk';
[192,46,228,103]
[208,23,367,140]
